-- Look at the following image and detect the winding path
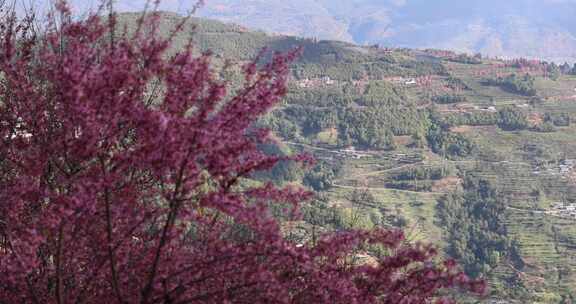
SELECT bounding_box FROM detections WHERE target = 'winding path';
[330,182,445,196]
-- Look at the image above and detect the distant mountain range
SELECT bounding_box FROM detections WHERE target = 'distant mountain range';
[21,0,576,63]
[195,0,576,63]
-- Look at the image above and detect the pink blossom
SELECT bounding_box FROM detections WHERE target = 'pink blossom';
[0,2,484,303]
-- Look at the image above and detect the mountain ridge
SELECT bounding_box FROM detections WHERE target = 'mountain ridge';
[196,0,576,63]
[20,0,576,62]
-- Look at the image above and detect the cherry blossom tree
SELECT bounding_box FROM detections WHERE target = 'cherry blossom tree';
[0,1,484,303]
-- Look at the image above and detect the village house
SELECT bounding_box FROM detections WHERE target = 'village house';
[339,146,370,159]
[549,202,576,219]
[321,76,335,85]
[559,159,575,174]
[296,76,336,88]
[404,78,417,85]
[480,106,497,112]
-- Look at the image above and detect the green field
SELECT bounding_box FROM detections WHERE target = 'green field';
[135,13,576,302]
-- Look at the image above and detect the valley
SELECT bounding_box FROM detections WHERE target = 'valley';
[116,12,576,303]
[269,35,576,304]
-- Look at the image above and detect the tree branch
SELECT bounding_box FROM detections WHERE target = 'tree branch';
[141,153,191,303]
[55,223,64,304]
[99,156,124,303]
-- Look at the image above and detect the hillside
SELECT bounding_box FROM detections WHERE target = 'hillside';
[24,0,576,62]
[196,0,576,64]
[114,12,576,303]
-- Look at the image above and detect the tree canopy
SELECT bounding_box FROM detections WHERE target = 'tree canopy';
[0,2,483,303]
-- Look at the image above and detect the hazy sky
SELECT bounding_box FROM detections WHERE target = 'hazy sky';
[17,0,576,17]
[15,0,194,16]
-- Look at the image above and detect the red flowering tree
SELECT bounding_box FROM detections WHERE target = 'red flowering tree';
[0,2,484,303]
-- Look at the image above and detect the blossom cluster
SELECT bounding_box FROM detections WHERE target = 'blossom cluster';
[0,2,484,303]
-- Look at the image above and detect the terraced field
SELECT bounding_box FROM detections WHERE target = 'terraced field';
[130,14,576,302]
[284,54,576,302]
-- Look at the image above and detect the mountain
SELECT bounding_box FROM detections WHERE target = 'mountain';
[195,0,576,63]
[22,1,576,62]
[15,4,576,300]
[112,12,576,302]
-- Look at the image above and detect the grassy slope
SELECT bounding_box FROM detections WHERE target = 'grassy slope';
[121,13,576,302]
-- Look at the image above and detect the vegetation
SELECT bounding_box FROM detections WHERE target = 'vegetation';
[498,107,529,130]
[162,11,576,302]
[437,176,521,278]
[264,81,427,150]
[432,94,468,104]
[483,73,537,96]
[439,112,500,128]
[390,166,455,181]
[427,123,476,159]
[4,2,576,302]
[384,180,436,192]
[255,143,305,184]
[303,161,342,191]
[447,53,483,65]
[0,4,484,303]
[546,63,561,81]
[531,122,556,133]
[544,112,571,127]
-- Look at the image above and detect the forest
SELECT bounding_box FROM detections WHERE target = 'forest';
[4,2,576,303]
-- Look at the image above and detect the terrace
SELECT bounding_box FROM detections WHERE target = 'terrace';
[548,202,576,219]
